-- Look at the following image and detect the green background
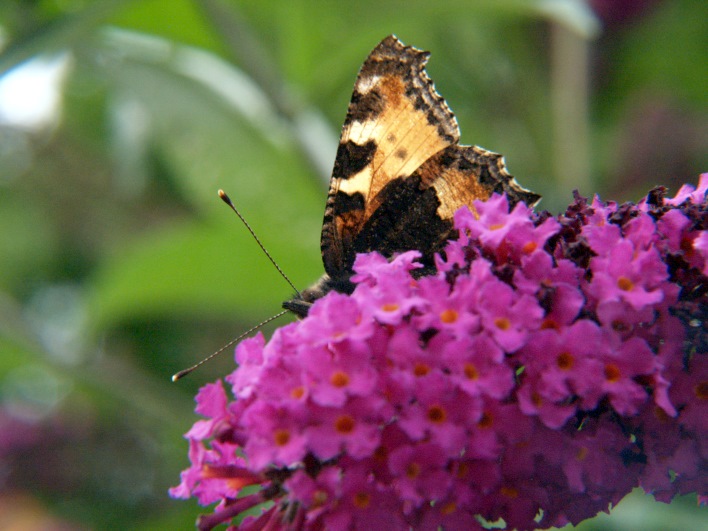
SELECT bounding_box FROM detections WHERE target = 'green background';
[0,0,704,529]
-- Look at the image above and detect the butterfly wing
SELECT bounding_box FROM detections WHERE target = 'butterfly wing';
[284,36,540,317]
[320,35,460,279]
[320,35,539,281]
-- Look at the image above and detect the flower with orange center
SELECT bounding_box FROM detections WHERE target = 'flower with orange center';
[617,276,634,291]
[440,309,458,323]
[427,405,446,423]
[413,363,430,377]
[353,491,371,509]
[291,386,305,399]
[463,363,479,380]
[406,462,421,479]
[522,241,537,254]
[494,317,511,331]
[335,415,355,434]
[541,318,559,330]
[556,352,574,370]
[273,429,291,446]
[330,371,350,388]
[604,364,621,382]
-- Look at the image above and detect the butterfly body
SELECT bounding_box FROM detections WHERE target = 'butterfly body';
[283,36,539,318]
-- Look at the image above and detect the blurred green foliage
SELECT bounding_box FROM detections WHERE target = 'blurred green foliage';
[0,0,704,529]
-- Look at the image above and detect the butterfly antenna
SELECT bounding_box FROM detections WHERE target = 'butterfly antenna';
[218,189,301,296]
[171,310,288,381]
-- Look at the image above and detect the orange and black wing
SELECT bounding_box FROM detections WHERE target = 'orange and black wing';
[320,35,539,281]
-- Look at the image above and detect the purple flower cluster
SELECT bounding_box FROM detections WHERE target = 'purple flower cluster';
[171,176,707,530]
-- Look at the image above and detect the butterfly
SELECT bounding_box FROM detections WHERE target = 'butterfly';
[173,36,541,381]
[281,35,540,317]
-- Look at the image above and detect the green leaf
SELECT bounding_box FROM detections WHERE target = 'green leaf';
[87,212,322,334]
